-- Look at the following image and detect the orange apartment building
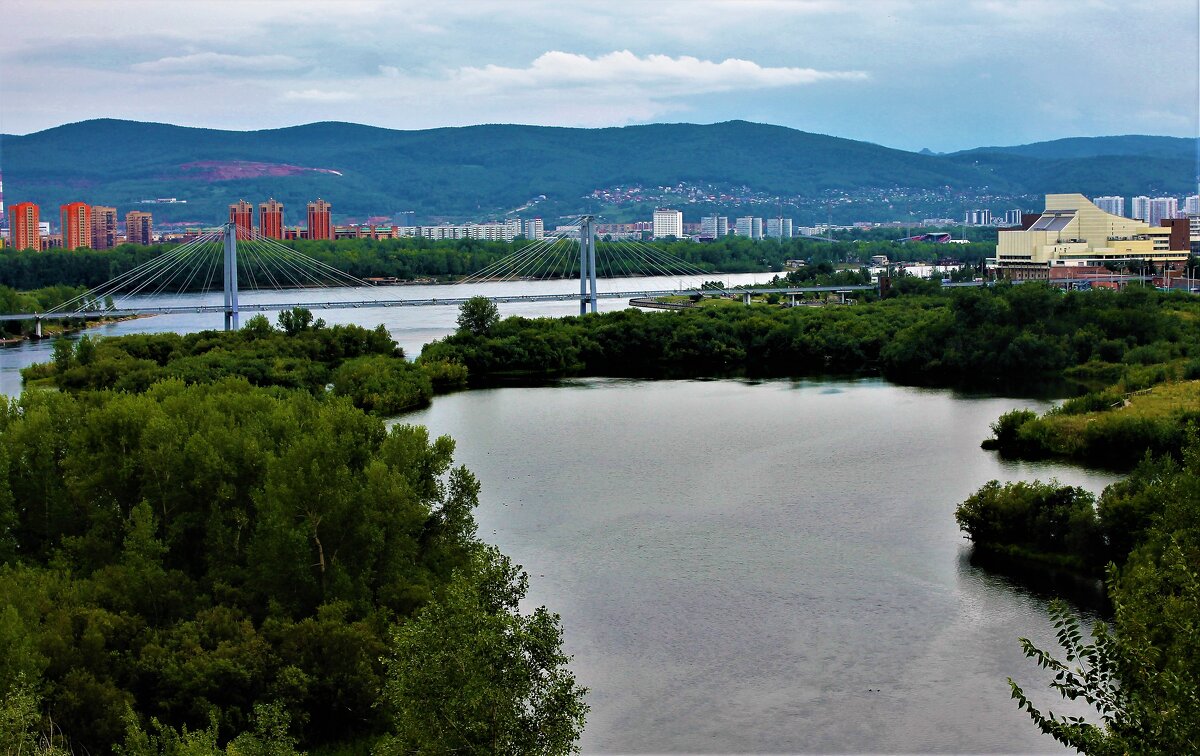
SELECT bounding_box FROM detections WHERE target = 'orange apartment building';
[259,198,284,239]
[307,199,333,241]
[229,199,254,238]
[8,202,40,251]
[60,202,93,249]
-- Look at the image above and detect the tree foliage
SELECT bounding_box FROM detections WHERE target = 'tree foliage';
[0,372,585,751]
[1006,433,1200,752]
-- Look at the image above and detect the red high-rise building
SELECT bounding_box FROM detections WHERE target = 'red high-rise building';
[229,199,253,238]
[91,206,117,249]
[8,202,40,251]
[60,202,93,249]
[259,197,284,239]
[307,198,333,241]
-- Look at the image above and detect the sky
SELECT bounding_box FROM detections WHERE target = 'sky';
[2,0,1198,152]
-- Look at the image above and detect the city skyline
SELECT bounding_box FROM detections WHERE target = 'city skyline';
[2,0,1197,152]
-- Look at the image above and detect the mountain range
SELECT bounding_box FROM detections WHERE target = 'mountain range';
[2,119,1196,226]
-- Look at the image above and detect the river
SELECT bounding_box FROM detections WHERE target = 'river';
[402,379,1119,753]
[3,276,1122,752]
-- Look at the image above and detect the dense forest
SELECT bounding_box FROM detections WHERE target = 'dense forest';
[0,314,585,754]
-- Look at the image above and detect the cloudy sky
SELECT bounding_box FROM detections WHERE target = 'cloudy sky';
[2,0,1197,151]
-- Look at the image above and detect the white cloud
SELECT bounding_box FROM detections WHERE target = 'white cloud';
[454,50,867,96]
[132,52,306,74]
[281,89,359,102]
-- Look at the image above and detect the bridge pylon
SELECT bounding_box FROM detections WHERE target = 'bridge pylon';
[223,222,239,330]
[579,216,598,314]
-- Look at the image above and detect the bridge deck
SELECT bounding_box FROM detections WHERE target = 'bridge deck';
[2,285,884,321]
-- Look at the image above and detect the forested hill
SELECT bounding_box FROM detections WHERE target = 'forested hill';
[2,119,1195,224]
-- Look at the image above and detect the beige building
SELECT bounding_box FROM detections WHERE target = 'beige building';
[125,211,154,245]
[994,194,1190,279]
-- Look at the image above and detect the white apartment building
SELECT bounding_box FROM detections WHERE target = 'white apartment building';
[735,216,763,239]
[1184,195,1200,216]
[1131,196,1151,222]
[1092,196,1125,217]
[700,215,728,238]
[652,208,684,239]
[766,218,793,238]
[964,209,992,226]
[1148,197,1179,226]
[523,218,544,240]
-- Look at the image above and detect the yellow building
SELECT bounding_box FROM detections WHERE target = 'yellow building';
[994,193,1190,279]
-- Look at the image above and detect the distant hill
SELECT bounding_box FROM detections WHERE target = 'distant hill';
[951,134,1199,161]
[2,120,1195,226]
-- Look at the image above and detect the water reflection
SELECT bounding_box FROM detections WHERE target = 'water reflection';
[402,377,1120,753]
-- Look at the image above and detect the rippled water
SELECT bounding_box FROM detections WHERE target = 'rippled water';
[402,378,1120,754]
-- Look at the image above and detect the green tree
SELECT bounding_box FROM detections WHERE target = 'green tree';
[375,547,588,755]
[1008,434,1200,753]
[52,336,74,373]
[456,296,500,336]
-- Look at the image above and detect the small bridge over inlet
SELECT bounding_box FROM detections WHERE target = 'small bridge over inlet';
[3,217,881,333]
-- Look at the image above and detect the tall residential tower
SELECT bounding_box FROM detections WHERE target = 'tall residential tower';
[307,199,333,240]
[259,198,284,239]
[60,202,92,249]
[8,202,40,251]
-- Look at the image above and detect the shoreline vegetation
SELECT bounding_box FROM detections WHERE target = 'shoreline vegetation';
[5,279,1198,751]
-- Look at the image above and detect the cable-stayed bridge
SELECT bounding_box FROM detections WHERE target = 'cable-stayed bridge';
[3,216,879,332]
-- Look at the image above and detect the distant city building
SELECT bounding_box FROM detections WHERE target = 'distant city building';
[125,210,154,245]
[994,193,1188,279]
[60,202,92,249]
[766,218,793,239]
[1148,197,1179,226]
[1002,209,1025,226]
[259,198,285,239]
[8,202,40,251]
[1184,194,1200,216]
[735,216,763,239]
[306,199,333,241]
[652,208,683,239]
[523,217,544,240]
[504,218,522,241]
[964,209,993,226]
[1092,196,1125,217]
[91,206,117,249]
[1131,195,1151,222]
[229,199,254,238]
[700,215,728,239]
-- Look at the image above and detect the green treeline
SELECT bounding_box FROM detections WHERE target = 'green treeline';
[0,319,584,754]
[0,235,994,292]
[420,284,1199,389]
[958,435,1200,751]
[23,311,467,416]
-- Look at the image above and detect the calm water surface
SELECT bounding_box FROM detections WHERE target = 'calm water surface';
[403,378,1120,754]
